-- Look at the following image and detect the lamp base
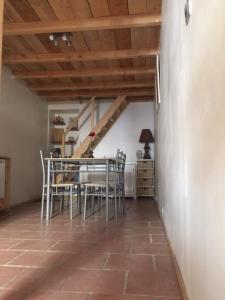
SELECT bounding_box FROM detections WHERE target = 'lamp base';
[143,143,151,159]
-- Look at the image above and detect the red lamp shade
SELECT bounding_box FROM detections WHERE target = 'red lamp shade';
[139,129,154,143]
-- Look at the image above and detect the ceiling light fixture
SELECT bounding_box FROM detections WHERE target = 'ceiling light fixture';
[48,32,72,47]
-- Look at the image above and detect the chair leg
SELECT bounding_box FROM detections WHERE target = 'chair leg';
[118,185,121,216]
[50,194,54,217]
[84,185,88,220]
[77,185,81,215]
[70,187,73,220]
[101,187,103,208]
[91,187,95,214]
[97,194,100,211]
[41,186,45,219]
[114,185,118,222]
[60,196,63,213]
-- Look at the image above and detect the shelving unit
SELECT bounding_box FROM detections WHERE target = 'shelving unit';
[136,159,154,198]
[48,109,79,157]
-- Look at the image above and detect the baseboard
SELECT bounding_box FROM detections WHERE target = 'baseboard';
[171,250,190,300]
[155,203,189,300]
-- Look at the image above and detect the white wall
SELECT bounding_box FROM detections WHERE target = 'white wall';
[95,101,155,162]
[157,0,225,299]
[0,67,48,206]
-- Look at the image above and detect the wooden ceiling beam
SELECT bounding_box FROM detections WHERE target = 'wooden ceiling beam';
[127,96,154,102]
[3,14,161,36]
[13,66,155,79]
[29,80,154,91]
[3,48,158,64]
[46,95,154,102]
[39,88,154,99]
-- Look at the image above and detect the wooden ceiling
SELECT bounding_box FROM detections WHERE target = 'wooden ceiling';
[3,0,162,102]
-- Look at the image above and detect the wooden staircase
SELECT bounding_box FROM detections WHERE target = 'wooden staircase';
[73,95,127,158]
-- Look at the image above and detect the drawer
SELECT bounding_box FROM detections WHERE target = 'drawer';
[137,178,153,187]
[137,168,153,177]
[137,187,154,196]
[137,160,154,169]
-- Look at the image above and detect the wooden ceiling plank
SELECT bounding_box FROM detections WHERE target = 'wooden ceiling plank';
[107,0,133,80]
[4,1,24,22]
[128,0,154,81]
[88,0,120,77]
[28,0,57,21]
[31,0,76,83]
[46,94,154,102]
[5,0,40,22]
[146,0,162,14]
[3,48,158,64]
[47,0,74,20]
[127,95,153,102]
[13,66,155,79]
[68,1,104,75]
[3,14,161,35]
[29,80,154,91]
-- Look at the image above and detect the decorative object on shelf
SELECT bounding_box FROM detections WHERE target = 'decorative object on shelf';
[139,129,154,159]
[49,32,72,47]
[53,148,61,158]
[67,136,75,144]
[88,131,96,158]
[52,115,65,125]
[136,150,143,160]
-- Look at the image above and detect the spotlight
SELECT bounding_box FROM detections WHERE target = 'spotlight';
[48,32,73,47]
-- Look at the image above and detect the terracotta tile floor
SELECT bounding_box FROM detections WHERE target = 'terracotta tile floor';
[0,199,182,300]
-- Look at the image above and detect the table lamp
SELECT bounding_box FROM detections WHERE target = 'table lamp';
[139,129,154,159]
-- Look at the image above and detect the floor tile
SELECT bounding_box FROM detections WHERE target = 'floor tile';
[133,243,171,255]
[0,266,24,287]
[0,239,22,250]
[0,250,22,264]
[154,255,175,273]
[126,271,182,298]
[10,240,56,251]
[0,289,88,300]
[8,251,65,267]
[105,254,154,272]
[62,270,125,294]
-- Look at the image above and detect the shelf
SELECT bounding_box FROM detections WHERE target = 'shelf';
[52,141,76,145]
[137,168,153,170]
[137,195,154,197]
[136,176,153,179]
[52,122,66,126]
[70,127,78,131]
[137,185,154,188]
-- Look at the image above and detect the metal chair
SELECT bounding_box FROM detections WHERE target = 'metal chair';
[83,150,126,221]
[40,150,80,220]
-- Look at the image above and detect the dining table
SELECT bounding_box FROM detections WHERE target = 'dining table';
[44,157,117,221]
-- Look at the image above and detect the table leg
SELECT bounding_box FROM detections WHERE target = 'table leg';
[46,160,50,221]
[106,160,109,222]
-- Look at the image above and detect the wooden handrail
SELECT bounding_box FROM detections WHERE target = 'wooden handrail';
[61,96,95,157]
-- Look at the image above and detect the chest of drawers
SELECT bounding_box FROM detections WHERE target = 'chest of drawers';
[136,160,154,198]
